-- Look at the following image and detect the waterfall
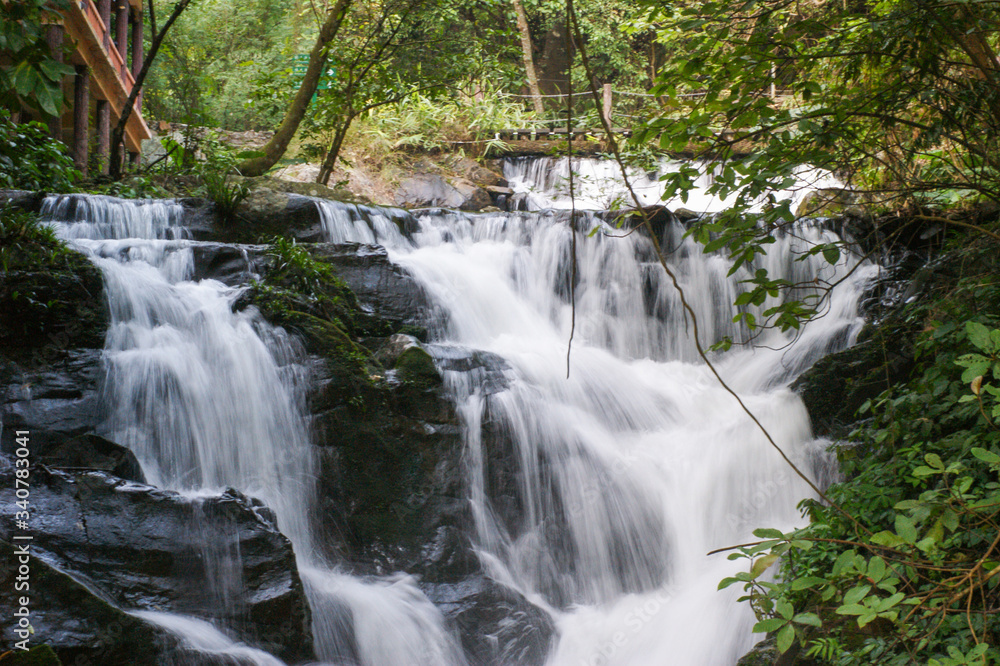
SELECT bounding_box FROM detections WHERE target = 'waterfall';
[41,195,465,666]
[38,150,876,666]
[503,156,842,215]
[315,155,875,665]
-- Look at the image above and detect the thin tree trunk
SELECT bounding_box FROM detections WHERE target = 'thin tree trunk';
[109,0,192,180]
[317,116,353,186]
[512,0,544,114]
[236,0,354,177]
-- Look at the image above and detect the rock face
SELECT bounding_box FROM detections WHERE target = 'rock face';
[395,173,491,211]
[0,466,314,663]
[309,243,431,327]
[0,540,179,665]
[182,190,326,243]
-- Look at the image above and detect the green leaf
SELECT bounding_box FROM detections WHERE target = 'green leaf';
[843,584,871,605]
[790,576,828,591]
[792,612,822,627]
[972,447,1000,465]
[867,557,886,583]
[753,617,787,633]
[895,515,918,544]
[752,528,784,539]
[751,553,780,580]
[835,603,867,616]
[776,624,795,653]
[967,321,992,351]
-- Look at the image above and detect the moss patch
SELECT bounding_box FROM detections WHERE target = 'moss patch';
[0,207,108,363]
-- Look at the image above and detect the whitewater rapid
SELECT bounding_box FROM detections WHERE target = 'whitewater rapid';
[38,154,876,665]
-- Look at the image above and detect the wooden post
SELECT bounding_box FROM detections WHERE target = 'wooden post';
[602,83,613,128]
[115,0,129,76]
[131,5,144,111]
[73,66,90,177]
[96,101,110,175]
[45,25,65,140]
[98,0,112,51]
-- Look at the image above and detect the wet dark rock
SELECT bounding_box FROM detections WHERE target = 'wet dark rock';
[0,540,180,665]
[11,432,144,483]
[309,243,430,327]
[1,189,45,213]
[426,577,555,666]
[1,349,104,452]
[190,243,258,286]
[180,192,325,243]
[0,467,314,663]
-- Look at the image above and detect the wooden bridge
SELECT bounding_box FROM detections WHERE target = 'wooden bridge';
[15,0,152,176]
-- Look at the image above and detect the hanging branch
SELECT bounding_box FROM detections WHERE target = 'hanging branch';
[109,0,193,180]
[564,0,577,378]
[566,5,864,532]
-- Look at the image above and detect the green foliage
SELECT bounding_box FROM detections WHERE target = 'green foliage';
[349,88,538,158]
[721,248,1000,664]
[0,205,107,354]
[0,0,74,117]
[145,0,293,130]
[0,205,67,272]
[0,113,79,192]
[631,0,1000,338]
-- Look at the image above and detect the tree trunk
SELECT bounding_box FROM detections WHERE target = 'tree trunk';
[317,116,353,186]
[236,0,354,177]
[512,0,544,114]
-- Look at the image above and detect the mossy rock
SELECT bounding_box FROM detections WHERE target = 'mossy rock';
[0,212,108,363]
[395,345,441,386]
[1,645,62,666]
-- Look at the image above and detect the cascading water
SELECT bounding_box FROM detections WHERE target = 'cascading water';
[36,152,877,665]
[314,155,877,665]
[503,156,842,215]
[40,195,464,666]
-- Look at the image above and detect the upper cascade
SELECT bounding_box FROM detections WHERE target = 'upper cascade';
[502,156,842,214]
[41,193,188,240]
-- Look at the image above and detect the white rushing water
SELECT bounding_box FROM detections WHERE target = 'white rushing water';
[313,161,877,664]
[41,195,464,666]
[503,156,843,215]
[40,153,877,666]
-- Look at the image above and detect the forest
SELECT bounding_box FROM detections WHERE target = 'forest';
[3,1,1000,665]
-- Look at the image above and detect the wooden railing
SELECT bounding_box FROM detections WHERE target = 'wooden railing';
[61,0,151,152]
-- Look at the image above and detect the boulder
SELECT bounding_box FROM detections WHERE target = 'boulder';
[377,334,442,386]
[309,243,431,327]
[1,189,45,213]
[394,174,491,211]
[181,190,325,243]
[27,433,144,483]
[426,576,555,666]
[190,243,258,286]
[0,466,315,663]
[446,155,509,188]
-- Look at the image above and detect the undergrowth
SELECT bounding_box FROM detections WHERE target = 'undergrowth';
[725,236,1000,665]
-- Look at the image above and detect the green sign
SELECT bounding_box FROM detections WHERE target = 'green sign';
[291,55,336,90]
